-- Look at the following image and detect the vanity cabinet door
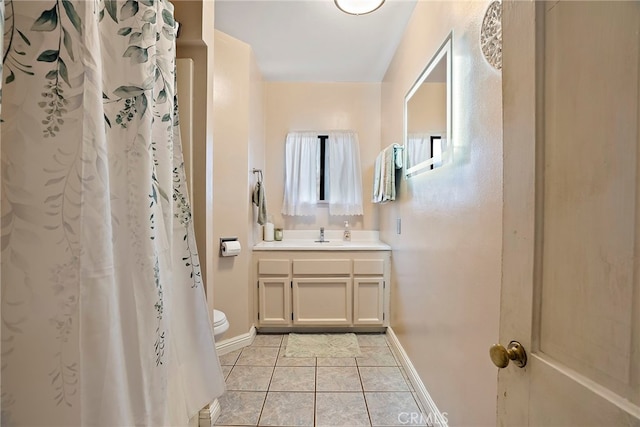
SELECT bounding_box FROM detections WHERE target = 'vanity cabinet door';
[258,278,292,326]
[292,278,352,326]
[353,278,385,325]
[257,259,291,326]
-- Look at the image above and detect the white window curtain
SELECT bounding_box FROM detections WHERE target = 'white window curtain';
[406,133,431,169]
[328,131,364,216]
[281,132,319,216]
[282,131,363,216]
[407,133,446,169]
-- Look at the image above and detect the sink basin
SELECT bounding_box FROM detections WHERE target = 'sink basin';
[313,241,343,246]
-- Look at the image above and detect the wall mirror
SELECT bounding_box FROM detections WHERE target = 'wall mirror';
[404,35,452,178]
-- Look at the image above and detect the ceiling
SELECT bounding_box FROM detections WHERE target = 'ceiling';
[214,0,417,82]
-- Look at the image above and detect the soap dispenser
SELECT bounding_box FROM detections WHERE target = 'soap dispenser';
[343,221,351,241]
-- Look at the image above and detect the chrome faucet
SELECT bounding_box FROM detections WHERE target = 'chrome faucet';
[319,227,325,242]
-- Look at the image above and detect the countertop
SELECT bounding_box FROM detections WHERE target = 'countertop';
[252,230,391,251]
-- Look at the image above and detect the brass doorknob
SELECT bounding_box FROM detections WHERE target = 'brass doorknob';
[490,340,527,368]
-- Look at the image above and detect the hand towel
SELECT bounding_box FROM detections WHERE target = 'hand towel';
[394,144,403,169]
[382,144,396,201]
[252,181,267,225]
[372,151,383,202]
[372,145,396,203]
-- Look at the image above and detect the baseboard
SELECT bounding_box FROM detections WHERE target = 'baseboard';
[189,411,198,427]
[386,327,449,427]
[215,325,256,356]
[257,326,386,334]
[198,398,221,427]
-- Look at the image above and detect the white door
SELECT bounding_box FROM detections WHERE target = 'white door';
[498,1,640,425]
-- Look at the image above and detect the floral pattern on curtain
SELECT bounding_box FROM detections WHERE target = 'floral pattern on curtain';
[1,1,224,425]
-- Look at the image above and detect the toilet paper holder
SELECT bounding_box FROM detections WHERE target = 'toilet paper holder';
[220,237,239,257]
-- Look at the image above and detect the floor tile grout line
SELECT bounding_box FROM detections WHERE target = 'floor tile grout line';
[356,360,374,427]
[255,351,277,427]
[314,349,318,427]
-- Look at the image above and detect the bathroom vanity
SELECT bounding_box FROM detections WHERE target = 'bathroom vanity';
[252,232,391,331]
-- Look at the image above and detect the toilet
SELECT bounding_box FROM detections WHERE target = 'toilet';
[212,309,229,341]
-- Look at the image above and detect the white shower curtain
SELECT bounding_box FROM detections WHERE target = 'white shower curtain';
[1,1,224,425]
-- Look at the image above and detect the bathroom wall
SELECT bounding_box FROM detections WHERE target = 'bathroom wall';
[212,30,265,338]
[249,56,267,246]
[380,1,502,425]
[263,83,382,234]
[407,83,446,134]
[174,0,216,314]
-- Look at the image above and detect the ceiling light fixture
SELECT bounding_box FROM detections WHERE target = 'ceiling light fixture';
[334,0,385,15]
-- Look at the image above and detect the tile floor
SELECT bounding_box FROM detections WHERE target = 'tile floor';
[215,333,428,427]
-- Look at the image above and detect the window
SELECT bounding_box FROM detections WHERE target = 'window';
[318,135,328,202]
[282,131,363,216]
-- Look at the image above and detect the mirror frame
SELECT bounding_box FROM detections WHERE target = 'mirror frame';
[403,34,452,178]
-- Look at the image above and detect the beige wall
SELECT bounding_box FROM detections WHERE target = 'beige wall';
[174,0,216,316]
[249,54,266,246]
[380,1,502,425]
[263,82,382,233]
[212,31,265,337]
[407,82,446,134]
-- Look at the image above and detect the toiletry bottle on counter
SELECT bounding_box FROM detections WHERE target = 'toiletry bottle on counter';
[274,227,283,241]
[264,216,275,241]
[343,220,351,241]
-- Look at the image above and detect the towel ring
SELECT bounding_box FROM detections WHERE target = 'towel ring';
[252,168,263,183]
